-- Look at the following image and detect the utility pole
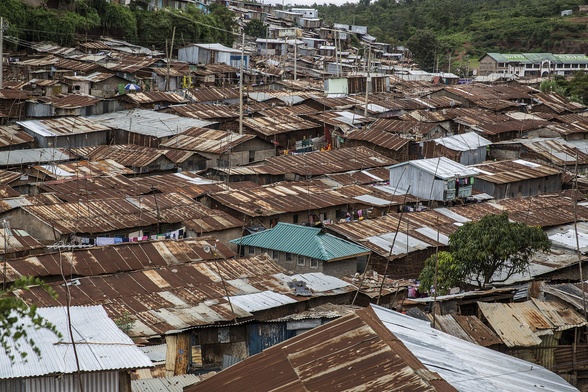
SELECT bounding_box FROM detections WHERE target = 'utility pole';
[0,17,4,90]
[293,37,297,81]
[165,26,176,91]
[364,44,370,118]
[239,28,244,135]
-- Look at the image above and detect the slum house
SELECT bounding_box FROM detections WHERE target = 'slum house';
[151,67,186,92]
[6,192,243,244]
[0,147,77,173]
[471,159,563,199]
[159,127,275,168]
[187,304,578,392]
[241,113,322,150]
[344,127,411,162]
[0,125,34,151]
[70,144,208,174]
[0,89,29,121]
[101,55,159,89]
[14,253,356,372]
[185,306,459,392]
[16,116,112,149]
[128,171,230,199]
[0,227,46,260]
[3,237,234,286]
[26,160,133,185]
[477,299,587,389]
[192,64,239,87]
[34,174,151,201]
[230,222,370,277]
[303,111,372,149]
[204,181,352,229]
[456,116,552,143]
[207,146,397,184]
[0,306,153,392]
[529,91,585,115]
[184,86,240,104]
[116,91,189,110]
[49,94,111,116]
[389,157,480,203]
[325,212,451,278]
[71,71,128,98]
[422,132,492,165]
[21,78,68,98]
[427,84,533,110]
[169,103,240,131]
[0,171,25,198]
[366,118,450,144]
[86,109,216,147]
[178,43,250,70]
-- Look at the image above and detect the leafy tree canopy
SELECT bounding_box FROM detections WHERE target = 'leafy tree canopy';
[1,277,61,363]
[419,213,551,292]
[244,19,267,38]
[418,251,464,296]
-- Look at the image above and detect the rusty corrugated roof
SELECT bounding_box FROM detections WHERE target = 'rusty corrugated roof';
[478,300,586,348]
[185,87,240,102]
[160,127,256,153]
[0,125,33,147]
[185,306,456,392]
[122,91,188,105]
[473,159,561,184]
[4,237,233,283]
[38,174,150,201]
[243,114,319,136]
[170,103,239,119]
[50,94,101,109]
[15,254,355,338]
[347,127,411,150]
[22,192,242,235]
[17,116,110,137]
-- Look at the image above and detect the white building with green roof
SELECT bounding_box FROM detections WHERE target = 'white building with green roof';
[479,52,588,78]
[230,222,370,278]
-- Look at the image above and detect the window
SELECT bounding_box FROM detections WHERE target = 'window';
[248,246,255,255]
[310,259,318,268]
[272,250,279,259]
[293,214,298,224]
[297,255,305,266]
[286,253,292,261]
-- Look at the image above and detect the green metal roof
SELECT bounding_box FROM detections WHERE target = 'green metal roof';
[230,222,370,261]
[486,52,588,65]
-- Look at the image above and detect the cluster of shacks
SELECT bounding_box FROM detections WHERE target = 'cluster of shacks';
[2,9,588,392]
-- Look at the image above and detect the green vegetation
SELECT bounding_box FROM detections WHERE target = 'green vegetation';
[317,0,587,65]
[244,19,267,38]
[0,0,237,50]
[1,277,61,363]
[419,213,551,293]
[542,71,588,104]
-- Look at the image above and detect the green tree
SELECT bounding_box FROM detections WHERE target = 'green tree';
[1,277,61,363]
[244,19,266,38]
[449,213,551,289]
[406,29,438,72]
[418,251,464,296]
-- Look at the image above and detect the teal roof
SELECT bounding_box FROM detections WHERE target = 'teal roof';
[486,52,588,65]
[230,222,370,261]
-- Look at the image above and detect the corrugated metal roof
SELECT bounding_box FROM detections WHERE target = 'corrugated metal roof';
[227,291,298,312]
[230,222,369,260]
[87,109,215,138]
[132,375,203,392]
[17,117,110,137]
[0,148,74,166]
[122,91,188,105]
[242,114,319,136]
[21,192,242,235]
[0,125,34,147]
[373,305,577,392]
[15,255,354,338]
[4,238,234,283]
[160,127,256,154]
[347,127,411,150]
[392,157,479,180]
[433,132,492,151]
[185,87,240,103]
[50,94,102,109]
[478,300,586,348]
[171,103,239,119]
[32,159,133,182]
[473,159,561,184]
[185,306,457,392]
[0,305,152,379]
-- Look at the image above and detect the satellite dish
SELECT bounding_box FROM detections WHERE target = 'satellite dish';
[203,245,211,253]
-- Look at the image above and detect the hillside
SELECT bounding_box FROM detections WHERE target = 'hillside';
[0,0,236,50]
[316,0,588,57]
